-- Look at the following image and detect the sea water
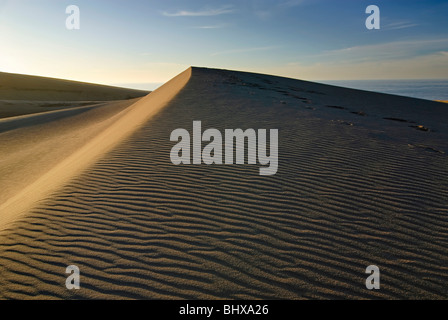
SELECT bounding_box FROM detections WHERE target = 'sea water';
[321,79,448,101]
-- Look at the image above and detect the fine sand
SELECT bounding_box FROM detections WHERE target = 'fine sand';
[0,71,148,101]
[0,67,447,299]
[0,72,149,119]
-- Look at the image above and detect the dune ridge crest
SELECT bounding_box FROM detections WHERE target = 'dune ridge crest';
[0,67,446,299]
[0,67,192,230]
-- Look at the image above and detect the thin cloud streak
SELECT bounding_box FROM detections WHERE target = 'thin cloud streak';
[192,24,228,29]
[162,6,234,17]
[384,21,420,30]
[211,46,279,56]
[278,0,306,8]
[316,38,448,62]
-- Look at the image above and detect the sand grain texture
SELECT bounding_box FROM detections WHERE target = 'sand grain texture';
[0,72,150,119]
[0,71,148,101]
[0,67,447,299]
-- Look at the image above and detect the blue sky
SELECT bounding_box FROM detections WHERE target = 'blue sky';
[1,0,447,89]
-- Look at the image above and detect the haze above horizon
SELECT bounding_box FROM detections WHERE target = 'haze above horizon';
[1,0,447,87]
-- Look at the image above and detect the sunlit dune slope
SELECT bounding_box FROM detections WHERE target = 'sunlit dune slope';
[0,67,447,300]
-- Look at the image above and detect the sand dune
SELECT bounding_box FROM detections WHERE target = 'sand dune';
[0,100,113,120]
[0,72,149,119]
[0,72,149,101]
[0,68,191,232]
[0,67,447,299]
[0,72,150,119]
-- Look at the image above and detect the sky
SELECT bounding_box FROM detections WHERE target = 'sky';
[1,0,448,89]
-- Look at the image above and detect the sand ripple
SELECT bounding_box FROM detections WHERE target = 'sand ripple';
[0,68,447,299]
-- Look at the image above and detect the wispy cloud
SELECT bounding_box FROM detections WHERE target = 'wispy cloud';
[162,6,234,17]
[254,10,271,20]
[279,0,306,8]
[211,46,279,56]
[193,24,228,29]
[252,0,306,21]
[276,50,448,80]
[317,38,448,62]
[384,21,419,30]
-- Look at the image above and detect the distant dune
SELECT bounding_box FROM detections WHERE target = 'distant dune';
[0,67,447,299]
[0,71,149,101]
[0,72,150,119]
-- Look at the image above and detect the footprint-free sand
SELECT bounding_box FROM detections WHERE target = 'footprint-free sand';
[0,67,447,299]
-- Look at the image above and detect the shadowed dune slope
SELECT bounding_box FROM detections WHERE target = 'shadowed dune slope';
[0,72,149,101]
[0,67,447,299]
[0,67,191,231]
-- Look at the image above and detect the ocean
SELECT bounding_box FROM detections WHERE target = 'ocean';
[320,79,448,101]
